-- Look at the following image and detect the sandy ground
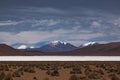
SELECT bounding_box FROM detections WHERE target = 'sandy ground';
[0,61,120,80]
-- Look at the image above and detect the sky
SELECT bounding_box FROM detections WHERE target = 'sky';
[0,0,120,47]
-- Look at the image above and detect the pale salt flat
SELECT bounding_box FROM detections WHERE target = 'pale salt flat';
[0,56,120,61]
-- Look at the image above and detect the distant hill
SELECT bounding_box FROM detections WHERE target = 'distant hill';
[0,44,32,56]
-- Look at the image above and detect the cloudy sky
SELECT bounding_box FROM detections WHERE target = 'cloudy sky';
[0,0,120,46]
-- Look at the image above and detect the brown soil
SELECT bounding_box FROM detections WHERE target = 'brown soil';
[0,61,120,80]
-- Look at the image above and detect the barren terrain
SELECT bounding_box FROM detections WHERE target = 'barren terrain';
[0,61,120,80]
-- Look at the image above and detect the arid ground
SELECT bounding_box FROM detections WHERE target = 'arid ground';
[0,61,120,80]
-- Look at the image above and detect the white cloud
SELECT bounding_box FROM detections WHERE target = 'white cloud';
[0,20,21,26]
[16,31,57,43]
[111,18,120,27]
[32,19,61,27]
[64,32,104,40]
[0,31,54,44]
[92,21,101,27]
[0,19,62,28]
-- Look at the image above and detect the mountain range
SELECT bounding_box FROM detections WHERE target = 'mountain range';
[0,41,120,56]
[15,41,97,52]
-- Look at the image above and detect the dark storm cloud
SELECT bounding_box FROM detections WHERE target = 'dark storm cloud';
[0,0,120,13]
[0,0,120,22]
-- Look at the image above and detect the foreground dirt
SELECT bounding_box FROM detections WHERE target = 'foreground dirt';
[0,61,120,80]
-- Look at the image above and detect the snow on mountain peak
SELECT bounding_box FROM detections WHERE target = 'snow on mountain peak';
[30,46,35,48]
[51,40,60,44]
[17,45,34,49]
[83,42,96,47]
[51,40,67,45]
[17,45,28,49]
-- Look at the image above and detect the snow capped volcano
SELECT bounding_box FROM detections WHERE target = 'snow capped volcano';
[37,40,77,52]
[17,45,34,49]
[17,45,28,49]
[80,42,97,47]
